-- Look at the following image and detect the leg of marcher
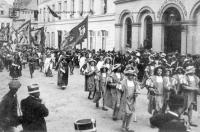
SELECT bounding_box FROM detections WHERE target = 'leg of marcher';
[188,104,198,127]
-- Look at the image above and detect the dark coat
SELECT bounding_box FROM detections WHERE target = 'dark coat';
[21,96,49,132]
[0,92,19,128]
[150,112,187,132]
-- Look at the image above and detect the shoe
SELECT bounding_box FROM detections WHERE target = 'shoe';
[189,122,198,127]
[102,107,108,111]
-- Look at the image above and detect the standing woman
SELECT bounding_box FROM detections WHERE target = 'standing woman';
[84,59,98,100]
[10,53,22,79]
[57,56,69,90]
[146,66,164,115]
[120,67,140,132]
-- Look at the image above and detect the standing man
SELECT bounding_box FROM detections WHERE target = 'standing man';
[150,95,188,132]
[21,84,49,132]
[0,79,21,132]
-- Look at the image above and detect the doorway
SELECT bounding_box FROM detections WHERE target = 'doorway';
[163,7,182,53]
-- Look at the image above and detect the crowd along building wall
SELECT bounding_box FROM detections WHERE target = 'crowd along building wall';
[115,0,200,54]
[38,0,115,51]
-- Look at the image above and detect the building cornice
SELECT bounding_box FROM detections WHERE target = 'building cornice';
[114,0,136,5]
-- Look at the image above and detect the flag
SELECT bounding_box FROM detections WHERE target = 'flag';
[31,27,46,52]
[0,26,9,42]
[62,16,88,50]
[17,20,31,45]
[47,6,61,19]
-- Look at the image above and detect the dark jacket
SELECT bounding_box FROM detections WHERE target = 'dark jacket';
[150,112,187,132]
[21,96,49,132]
[0,92,19,128]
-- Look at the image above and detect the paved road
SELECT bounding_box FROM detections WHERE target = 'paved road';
[0,67,200,132]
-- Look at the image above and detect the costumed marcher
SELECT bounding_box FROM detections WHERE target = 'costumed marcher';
[107,64,124,120]
[96,55,104,71]
[150,95,189,132]
[94,65,109,111]
[162,68,176,113]
[146,66,164,115]
[21,84,49,132]
[0,79,21,132]
[44,53,53,77]
[84,59,98,100]
[181,66,200,127]
[57,55,69,89]
[142,61,155,89]
[10,54,22,79]
[173,67,185,95]
[120,67,140,132]
[104,57,113,74]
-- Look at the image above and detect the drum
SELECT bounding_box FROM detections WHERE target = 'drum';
[74,119,97,132]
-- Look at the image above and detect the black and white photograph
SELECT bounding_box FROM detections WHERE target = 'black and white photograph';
[0,0,200,132]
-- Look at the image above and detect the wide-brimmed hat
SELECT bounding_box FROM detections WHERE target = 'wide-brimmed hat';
[112,64,121,72]
[8,79,21,90]
[88,59,97,64]
[185,66,195,74]
[104,57,112,62]
[28,84,40,94]
[124,69,137,76]
[175,66,184,72]
[160,53,166,58]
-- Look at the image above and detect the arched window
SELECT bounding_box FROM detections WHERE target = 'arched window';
[101,30,108,50]
[89,30,95,50]
[125,18,132,48]
[144,16,152,49]
[51,32,55,48]
[46,32,50,47]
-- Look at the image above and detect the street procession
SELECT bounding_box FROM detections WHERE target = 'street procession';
[0,0,200,132]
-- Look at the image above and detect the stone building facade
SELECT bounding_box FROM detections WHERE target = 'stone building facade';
[13,0,38,29]
[38,0,115,50]
[0,0,12,29]
[114,0,200,54]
